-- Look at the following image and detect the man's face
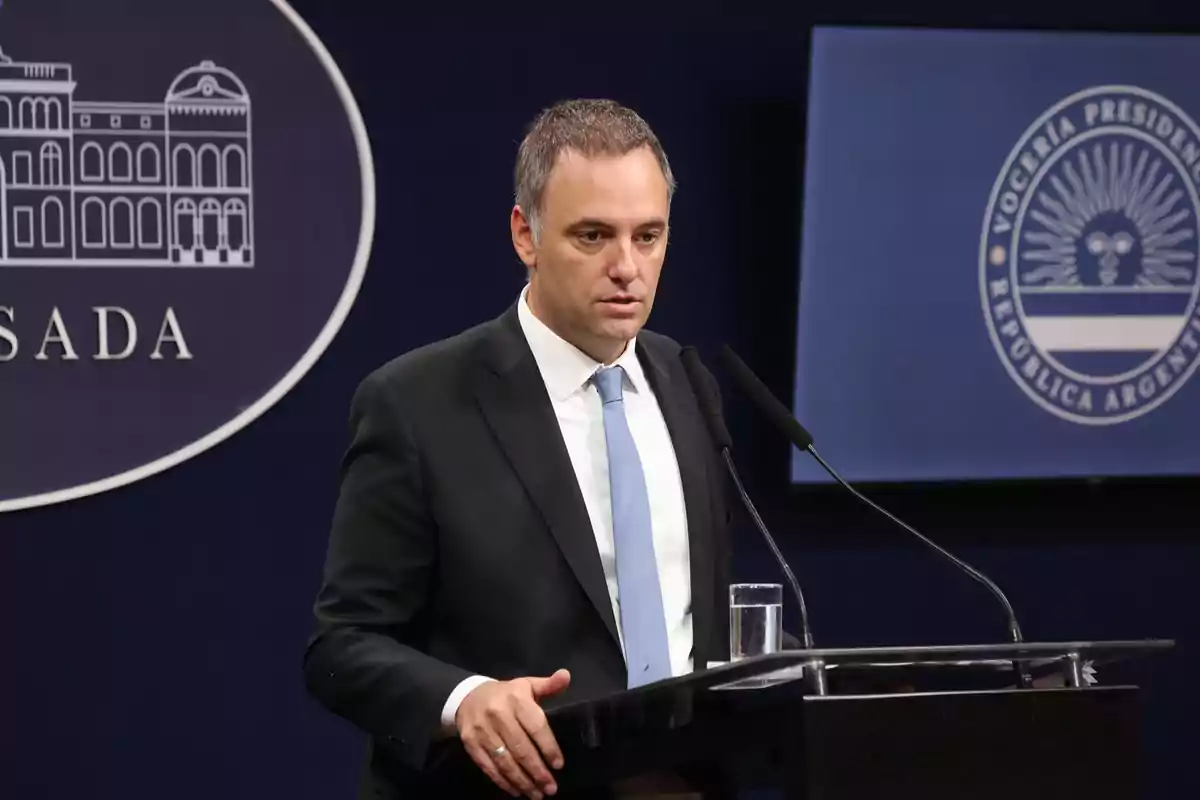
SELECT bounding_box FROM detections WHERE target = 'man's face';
[512,145,670,364]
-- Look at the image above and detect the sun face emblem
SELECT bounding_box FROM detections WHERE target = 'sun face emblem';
[1085,230,1135,285]
[1021,143,1195,291]
[981,87,1200,425]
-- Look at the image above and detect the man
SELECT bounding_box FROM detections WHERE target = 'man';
[303,99,732,799]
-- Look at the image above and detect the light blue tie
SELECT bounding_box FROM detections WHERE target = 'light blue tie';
[592,366,672,688]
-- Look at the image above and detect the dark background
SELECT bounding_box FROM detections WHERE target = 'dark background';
[1,2,1195,798]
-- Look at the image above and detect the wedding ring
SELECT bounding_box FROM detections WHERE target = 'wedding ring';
[492,745,507,758]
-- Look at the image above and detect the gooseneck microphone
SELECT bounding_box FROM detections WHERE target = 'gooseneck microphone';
[716,345,1032,687]
[680,347,827,694]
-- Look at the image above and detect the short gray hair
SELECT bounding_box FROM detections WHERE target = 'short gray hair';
[514,98,676,243]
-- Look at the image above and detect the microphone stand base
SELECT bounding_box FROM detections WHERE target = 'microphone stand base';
[807,658,829,696]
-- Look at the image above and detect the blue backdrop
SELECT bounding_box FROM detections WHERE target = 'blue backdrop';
[795,27,1200,482]
[0,5,1195,800]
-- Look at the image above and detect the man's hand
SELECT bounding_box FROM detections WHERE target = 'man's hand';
[456,669,571,799]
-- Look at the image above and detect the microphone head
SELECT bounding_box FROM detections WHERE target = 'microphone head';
[717,345,815,451]
[680,346,733,451]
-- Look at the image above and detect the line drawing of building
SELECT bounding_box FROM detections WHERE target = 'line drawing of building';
[0,45,254,268]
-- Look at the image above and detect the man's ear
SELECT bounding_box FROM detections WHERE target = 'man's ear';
[510,205,537,269]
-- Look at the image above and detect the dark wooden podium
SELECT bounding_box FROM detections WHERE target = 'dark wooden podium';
[537,640,1173,799]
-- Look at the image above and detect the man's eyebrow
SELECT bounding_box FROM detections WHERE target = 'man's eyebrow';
[566,218,667,230]
[565,218,615,231]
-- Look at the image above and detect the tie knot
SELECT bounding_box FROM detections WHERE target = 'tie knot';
[593,366,625,404]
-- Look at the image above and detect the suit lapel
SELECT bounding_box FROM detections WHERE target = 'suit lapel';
[472,306,622,649]
[636,340,716,671]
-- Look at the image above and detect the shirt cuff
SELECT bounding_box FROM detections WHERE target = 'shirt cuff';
[440,674,496,732]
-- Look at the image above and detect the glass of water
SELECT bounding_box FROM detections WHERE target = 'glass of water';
[729,583,783,661]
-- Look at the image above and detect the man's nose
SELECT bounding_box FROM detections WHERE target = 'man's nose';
[609,239,639,282]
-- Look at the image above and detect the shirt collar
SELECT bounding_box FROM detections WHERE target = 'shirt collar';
[516,284,649,402]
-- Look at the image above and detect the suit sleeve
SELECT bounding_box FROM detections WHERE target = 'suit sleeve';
[710,441,734,663]
[303,370,474,770]
[696,353,735,664]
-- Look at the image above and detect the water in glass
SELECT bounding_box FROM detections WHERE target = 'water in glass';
[729,583,783,661]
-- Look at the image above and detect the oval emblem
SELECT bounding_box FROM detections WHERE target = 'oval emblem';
[0,0,374,511]
[981,86,1200,425]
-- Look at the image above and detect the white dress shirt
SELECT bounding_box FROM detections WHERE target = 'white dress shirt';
[439,288,693,729]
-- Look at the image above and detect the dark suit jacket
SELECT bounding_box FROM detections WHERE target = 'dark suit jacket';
[303,301,733,798]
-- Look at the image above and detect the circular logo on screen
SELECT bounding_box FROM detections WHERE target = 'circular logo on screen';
[0,0,374,512]
[980,86,1200,425]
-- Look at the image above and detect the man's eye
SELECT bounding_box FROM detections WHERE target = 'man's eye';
[578,231,603,243]
[637,232,660,244]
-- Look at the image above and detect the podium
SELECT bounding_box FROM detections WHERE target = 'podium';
[538,640,1173,799]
